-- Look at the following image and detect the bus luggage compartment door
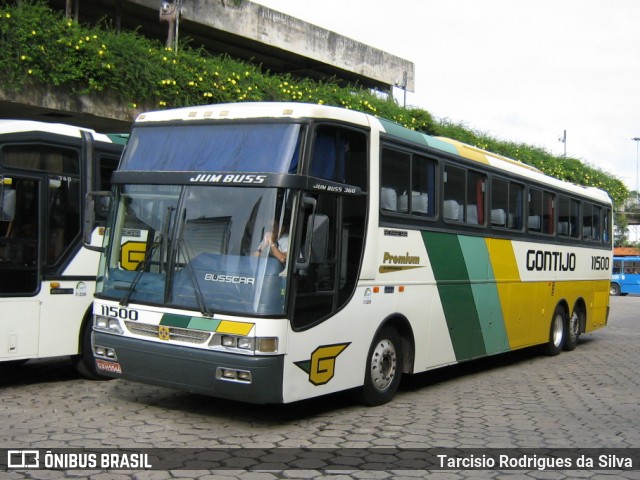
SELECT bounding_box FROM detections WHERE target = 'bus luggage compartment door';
[0,298,40,360]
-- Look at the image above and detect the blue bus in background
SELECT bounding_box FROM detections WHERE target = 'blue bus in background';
[610,256,640,295]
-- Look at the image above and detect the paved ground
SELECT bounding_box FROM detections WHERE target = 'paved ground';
[2,296,639,479]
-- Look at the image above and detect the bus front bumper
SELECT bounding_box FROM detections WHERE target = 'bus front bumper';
[92,332,284,404]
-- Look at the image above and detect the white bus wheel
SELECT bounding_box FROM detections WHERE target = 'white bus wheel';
[544,306,566,356]
[360,327,402,406]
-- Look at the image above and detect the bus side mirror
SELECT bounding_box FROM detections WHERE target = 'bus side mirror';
[296,209,329,271]
[83,191,111,252]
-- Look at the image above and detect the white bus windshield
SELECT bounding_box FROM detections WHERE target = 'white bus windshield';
[97,185,292,316]
[120,123,301,173]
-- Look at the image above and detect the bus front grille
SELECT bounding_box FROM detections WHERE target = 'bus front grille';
[124,321,211,344]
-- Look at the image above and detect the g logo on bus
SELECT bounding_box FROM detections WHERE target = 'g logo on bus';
[294,343,350,386]
[158,326,170,341]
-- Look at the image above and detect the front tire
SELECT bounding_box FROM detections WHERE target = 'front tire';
[73,318,110,380]
[610,283,621,296]
[360,327,402,406]
[544,306,566,356]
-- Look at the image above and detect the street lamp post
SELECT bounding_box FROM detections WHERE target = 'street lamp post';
[631,137,640,244]
[633,137,640,200]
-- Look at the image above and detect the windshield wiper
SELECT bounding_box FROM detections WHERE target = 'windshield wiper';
[177,238,212,317]
[120,206,174,306]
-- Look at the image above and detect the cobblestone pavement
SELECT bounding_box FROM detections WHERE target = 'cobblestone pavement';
[2,296,640,479]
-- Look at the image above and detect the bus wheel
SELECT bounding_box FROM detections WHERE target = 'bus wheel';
[610,283,621,296]
[564,311,581,351]
[360,327,402,406]
[544,306,566,356]
[73,321,111,381]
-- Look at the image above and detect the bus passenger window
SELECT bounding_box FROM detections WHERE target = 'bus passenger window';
[491,178,508,227]
[467,170,486,225]
[508,182,524,229]
[407,155,435,217]
[603,208,611,243]
[0,178,39,294]
[583,202,601,241]
[443,165,464,222]
[381,148,436,218]
[491,178,524,230]
[380,148,409,213]
[444,165,486,225]
[558,195,580,238]
[529,188,555,234]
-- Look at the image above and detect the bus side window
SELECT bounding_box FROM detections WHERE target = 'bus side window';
[603,208,611,244]
[443,165,464,222]
[0,177,40,294]
[47,176,81,270]
[491,178,508,227]
[445,165,486,225]
[528,188,555,234]
[380,148,409,213]
[558,195,580,238]
[583,202,601,241]
[310,125,367,191]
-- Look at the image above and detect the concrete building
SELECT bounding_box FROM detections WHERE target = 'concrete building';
[1,0,414,132]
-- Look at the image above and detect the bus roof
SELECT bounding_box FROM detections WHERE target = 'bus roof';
[0,119,118,145]
[613,256,640,261]
[133,102,611,205]
[135,102,371,127]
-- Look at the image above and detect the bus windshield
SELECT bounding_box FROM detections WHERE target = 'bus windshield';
[120,123,301,173]
[97,185,293,316]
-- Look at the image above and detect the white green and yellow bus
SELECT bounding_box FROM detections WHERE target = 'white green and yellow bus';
[0,120,124,378]
[90,102,612,405]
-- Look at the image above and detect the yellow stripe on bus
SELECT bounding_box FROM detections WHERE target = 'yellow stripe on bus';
[216,320,254,336]
[485,238,536,349]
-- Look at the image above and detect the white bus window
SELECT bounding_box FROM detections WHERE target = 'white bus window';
[491,178,524,230]
[0,178,39,294]
[529,188,555,235]
[558,195,580,238]
[2,144,79,175]
[583,202,602,241]
[380,148,409,213]
[444,165,486,225]
[310,126,367,190]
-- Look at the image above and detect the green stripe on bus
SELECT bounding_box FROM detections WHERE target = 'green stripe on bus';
[160,314,221,332]
[422,231,486,360]
[160,313,191,328]
[458,236,509,355]
[188,317,221,332]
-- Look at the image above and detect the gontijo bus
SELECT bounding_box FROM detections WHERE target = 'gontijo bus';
[0,120,124,377]
[90,102,612,405]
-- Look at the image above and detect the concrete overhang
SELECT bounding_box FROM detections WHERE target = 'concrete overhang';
[1,0,415,132]
[48,0,414,91]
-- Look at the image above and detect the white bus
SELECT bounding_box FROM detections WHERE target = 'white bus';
[90,103,612,404]
[0,120,124,377]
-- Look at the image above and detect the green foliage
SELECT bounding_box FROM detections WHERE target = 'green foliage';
[0,1,628,206]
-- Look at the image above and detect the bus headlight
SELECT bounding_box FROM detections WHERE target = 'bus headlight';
[237,337,253,350]
[212,334,278,354]
[93,315,124,335]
